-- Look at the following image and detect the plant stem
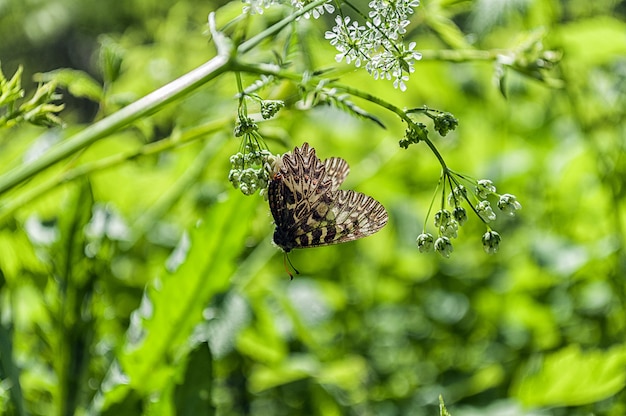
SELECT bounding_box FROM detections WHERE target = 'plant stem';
[231,59,453,172]
[0,119,230,224]
[335,84,450,170]
[0,0,330,197]
[419,49,498,62]
[236,0,330,54]
[0,55,232,196]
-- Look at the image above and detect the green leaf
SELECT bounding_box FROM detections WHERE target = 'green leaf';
[35,69,104,102]
[0,64,25,108]
[511,344,626,407]
[96,194,256,411]
[49,180,96,416]
[249,356,319,393]
[98,35,125,85]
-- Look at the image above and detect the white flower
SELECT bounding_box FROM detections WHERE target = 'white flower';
[325,0,421,90]
[476,179,496,199]
[242,0,276,14]
[291,0,335,19]
[497,194,522,216]
[482,230,501,254]
[476,200,497,222]
[434,209,452,227]
[434,236,453,258]
[416,233,434,252]
[325,16,365,65]
[440,219,459,239]
[453,207,468,226]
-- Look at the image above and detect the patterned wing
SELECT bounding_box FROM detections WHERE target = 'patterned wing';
[270,143,344,226]
[278,143,328,201]
[288,190,388,248]
[268,144,321,251]
[268,142,388,252]
[268,171,292,235]
[323,157,350,192]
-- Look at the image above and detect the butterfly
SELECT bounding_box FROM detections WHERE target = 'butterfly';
[268,143,388,260]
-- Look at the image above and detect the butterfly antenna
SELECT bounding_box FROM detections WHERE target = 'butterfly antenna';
[283,252,300,280]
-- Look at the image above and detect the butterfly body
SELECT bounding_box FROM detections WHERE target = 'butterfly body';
[268,143,388,252]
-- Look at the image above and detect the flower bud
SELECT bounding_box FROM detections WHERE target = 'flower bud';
[482,230,501,254]
[476,179,496,199]
[416,233,434,252]
[497,194,522,216]
[434,236,453,258]
[476,200,496,222]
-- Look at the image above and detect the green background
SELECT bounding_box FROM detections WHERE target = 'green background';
[1,0,625,415]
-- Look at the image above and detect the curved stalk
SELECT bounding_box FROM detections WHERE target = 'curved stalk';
[0,0,328,197]
[0,56,232,196]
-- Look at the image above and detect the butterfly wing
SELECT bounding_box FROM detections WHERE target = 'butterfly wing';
[270,143,336,251]
[279,143,327,199]
[268,172,292,237]
[323,157,350,191]
[269,142,387,252]
[288,190,388,248]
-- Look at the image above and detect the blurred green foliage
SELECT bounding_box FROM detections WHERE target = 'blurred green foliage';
[0,0,625,415]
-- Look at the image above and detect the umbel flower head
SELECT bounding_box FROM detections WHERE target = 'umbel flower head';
[325,0,422,91]
[417,173,521,258]
[240,0,422,90]
[228,135,278,197]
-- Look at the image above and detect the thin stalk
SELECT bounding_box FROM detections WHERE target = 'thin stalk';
[0,1,328,197]
[0,118,230,224]
[230,59,453,172]
[335,83,450,170]
[129,135,227,245]
[0,55,232,196]
[419,49,497,62]
[236,0,329,54]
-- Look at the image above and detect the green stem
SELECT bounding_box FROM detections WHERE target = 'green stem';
[0,119,230,224]
[130,135,227,244]
[333,83,450,170]
[0,56,232,196]
[236,0,329,54]
[231,59,454,172]
[419,49,498,62]
[0,0,329,197]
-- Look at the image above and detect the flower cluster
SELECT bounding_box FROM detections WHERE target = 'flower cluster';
[228,124,279,195]
[291,0,335,19]
[239,0,421,90]
[233,117,258,137]
[431,112,459,136]
[399,122,428,149]
[416,177,521,257]
[228,136,278,196]
[242,0,335,18]
[325,0,422,91]
[400,107,459,148]
[260,100,285,119]
[241,0,277,15]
